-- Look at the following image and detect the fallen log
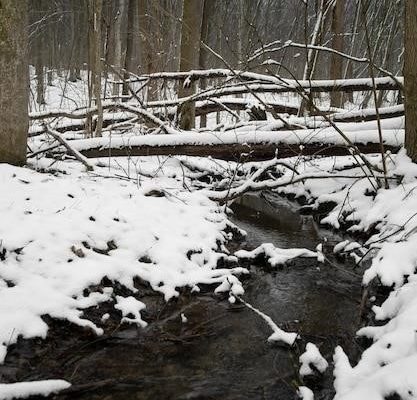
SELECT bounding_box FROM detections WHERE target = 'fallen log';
[79,141,400,161]
[71,129,403,161]
[332,104,404,123]
[130,69,403,93]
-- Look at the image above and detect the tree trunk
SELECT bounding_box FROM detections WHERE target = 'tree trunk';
[405,0,417,162]
[198,0,215,128]
[0,0,29,166]
[178,0,204,130]
[298,0,327,116]
[330,0,344,108]
[122,0,136,100]
[112,0,127,97]
[35,53,45,105]
[87,0,103,137]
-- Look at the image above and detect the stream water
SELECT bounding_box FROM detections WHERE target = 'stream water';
[1,192,363,400]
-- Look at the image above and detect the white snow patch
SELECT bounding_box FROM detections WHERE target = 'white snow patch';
[299,342,328,376]
[235,243,317,266]
[114,296,147,327]
[297,386,314,400]
[0,380,70,399]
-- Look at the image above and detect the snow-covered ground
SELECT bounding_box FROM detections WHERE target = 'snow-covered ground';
[3,149,417,399]
[268,150,417,400]
[1,71,413,399]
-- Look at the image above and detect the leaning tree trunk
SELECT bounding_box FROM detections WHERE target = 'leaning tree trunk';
[405,0,417,162]
[178,0,204,130]
[0,0,29,166]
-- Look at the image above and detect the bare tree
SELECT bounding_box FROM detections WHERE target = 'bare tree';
[178,0,204,130]
[0,0,29,165]
[87,0,103,137]
[405,0,417,162]
[330,0,344,108]
[112,0,127,96]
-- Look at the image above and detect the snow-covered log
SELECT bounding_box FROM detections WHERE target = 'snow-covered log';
[126,68,403,93]
[71,128,403,161]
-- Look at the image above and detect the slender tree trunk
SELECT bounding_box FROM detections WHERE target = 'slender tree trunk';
[35,53,45,105]
[298,0,328,116]
[69,3,78,82]
[112,0,127,97]
[178,0,204,130]
[405,0,417,162]
[139,0,159,101]
[199,0,214,128]
[0,0,29,166]
[330,0,344,108]
[94,0,103,137]
[87,0,103,137]
[122,0,136,100]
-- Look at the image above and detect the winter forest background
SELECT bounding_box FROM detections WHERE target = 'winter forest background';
[29,0,404,106]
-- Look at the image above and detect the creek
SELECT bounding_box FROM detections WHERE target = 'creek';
[1,192,363,400]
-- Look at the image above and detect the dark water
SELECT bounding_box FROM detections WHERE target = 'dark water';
[1,192,363,400]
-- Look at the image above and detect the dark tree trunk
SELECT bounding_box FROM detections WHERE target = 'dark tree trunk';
[405,0,417,162]
[0,0,29,166]
[178,0,204,130]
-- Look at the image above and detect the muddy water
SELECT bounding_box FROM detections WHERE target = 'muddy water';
[1,192,363,400]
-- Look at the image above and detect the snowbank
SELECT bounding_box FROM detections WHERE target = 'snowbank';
[0,158,247,363]
[270,149,417,399]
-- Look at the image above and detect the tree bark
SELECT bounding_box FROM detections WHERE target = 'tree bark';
[198,0,215,128]
[330,0,344,108]
[87,0,103,137]
[122,0,137,100]
[78,141,401,162]
[178,0,204,130]
[112,0,127,97]
[405,0,417,162]
[0,0,29,166]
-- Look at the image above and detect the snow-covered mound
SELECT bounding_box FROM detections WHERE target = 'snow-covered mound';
[0,158,247,363]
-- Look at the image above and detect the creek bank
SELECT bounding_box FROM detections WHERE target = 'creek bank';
[1,191,365,400]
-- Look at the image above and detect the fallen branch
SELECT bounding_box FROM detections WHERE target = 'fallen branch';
[44,125,94,171]
[206,170,396,203]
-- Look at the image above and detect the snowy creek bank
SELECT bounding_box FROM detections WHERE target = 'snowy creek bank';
[0,190,363,400]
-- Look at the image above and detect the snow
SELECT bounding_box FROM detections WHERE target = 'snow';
[299,343,328,376]
[235,243,318,267]
[262,149,417,400]
[297,386,314,400]
[333,347,417,400]
[69,125,404,154]
[238,297,299,346]
[0,158,248,363]
[114,295,147,327]
[0,380,70,399]
[12,68,417,399]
